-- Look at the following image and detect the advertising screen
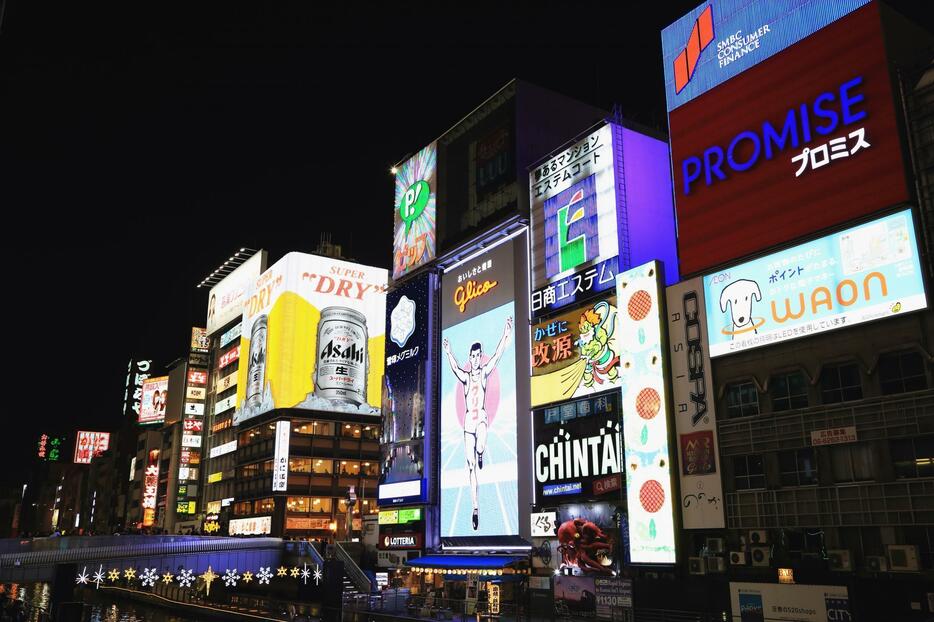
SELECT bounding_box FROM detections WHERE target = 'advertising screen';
[440,237,519,537]
[617,261,676,564]
[704,209,927,358]
[190,327,210,352]
[666,278,725,529]
[393,142,437,281]
[139,376,168,425]
[669,2,908,276]
[73,431,111,464]
[379,272,435,505]
[233,252,388,426]
[662,0,870,112]
[730,583,850,622]
[206,251,267,335]
[533,392,622,502]
[554,502,621,576]
[531,297,618,407]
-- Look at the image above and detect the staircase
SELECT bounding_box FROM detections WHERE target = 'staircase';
[334,540,372,596]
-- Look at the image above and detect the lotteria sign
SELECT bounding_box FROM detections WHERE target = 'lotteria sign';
[668,2,908,276]
[704,209,927,358]
[662,0,870,111]
[379,532,422,550]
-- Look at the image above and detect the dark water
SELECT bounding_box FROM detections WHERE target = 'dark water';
[0,583,201,622]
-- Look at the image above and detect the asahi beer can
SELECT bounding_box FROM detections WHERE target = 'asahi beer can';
[246,314,268,408]
[314,306,369,405]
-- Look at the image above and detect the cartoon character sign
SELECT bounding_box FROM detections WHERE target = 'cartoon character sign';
[554,503,620,576]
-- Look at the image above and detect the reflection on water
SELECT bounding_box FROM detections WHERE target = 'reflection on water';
[0,584,201,622]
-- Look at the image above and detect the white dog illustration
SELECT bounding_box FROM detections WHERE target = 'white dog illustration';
[719,279,762,338]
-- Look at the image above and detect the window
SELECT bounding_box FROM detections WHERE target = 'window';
[361,425,380,440]
[338,498,362,514]
[238,460,272,479]
[725,382,760,418]
[891,436,934,479]
[256,497,275,513]
[233,501,253,516]
[361,461,378,477]
[310,497,332,513]
[820,362,863,404]
[240,424,274,447]
[311,459,333,475]
[294,421,334,436]
[879,350,928,395]
[771,371,809,411]
[779,448,818,486]
[733,455,765,490]
[287,496,310,514]
[288,458,313,473]
[341,424,362,438]
[830,444,874,482]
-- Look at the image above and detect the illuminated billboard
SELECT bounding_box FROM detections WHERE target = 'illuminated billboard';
[668,3,909,276]
[379,272,435,506]
[617,261,676,564]
[729,583,850,622]
[123,359,152,420]
[73,431,111,464]
[704,209,927,358]
[529,122,679,310]
[662,0,870,111]
[206,251,267,335]
[440,237,519,536]
[142,449,160,527]
[530,296,618,408]
[533,393,622,501]
[555,503,621,575]
[666,278,725,529]
[272,420,290,492]
[190,327,210,352]
[393,142,437,280]
[234,252,388,425]
[139,376,168,425]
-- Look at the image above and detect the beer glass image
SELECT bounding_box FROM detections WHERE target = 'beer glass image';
[314,306,369,405]
[246,314,268,409]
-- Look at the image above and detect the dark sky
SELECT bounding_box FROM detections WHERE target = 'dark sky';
[1,1,928,487]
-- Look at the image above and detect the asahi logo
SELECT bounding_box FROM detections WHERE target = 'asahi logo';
[535,419,621,483]
[682,291,707,426]
[320,340,365,364]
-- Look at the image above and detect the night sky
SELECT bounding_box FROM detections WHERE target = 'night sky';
[2,1,927,488]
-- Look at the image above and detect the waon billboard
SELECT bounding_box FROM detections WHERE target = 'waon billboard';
[669,2,908,276]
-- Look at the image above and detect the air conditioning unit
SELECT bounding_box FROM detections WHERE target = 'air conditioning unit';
[827,550,852,572]
[729,551,748,565]
[705,537,725,554]
[887,545,921,572]
[688,557,707,575]
[748,530,768,545]
[865,556,888,573]
[707,557,727,573]
[750,546,771,567]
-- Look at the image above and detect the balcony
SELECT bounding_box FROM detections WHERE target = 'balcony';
[718,389,934,456]
[727,477,934,529]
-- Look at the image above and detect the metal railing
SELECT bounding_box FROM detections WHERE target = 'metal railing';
[718,389,934,455]
[283,539,326,567]
[334,541,371,594]
[727,477,934,528]
[343,593,519,620]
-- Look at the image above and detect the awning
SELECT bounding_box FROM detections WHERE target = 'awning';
[404,555,527,571]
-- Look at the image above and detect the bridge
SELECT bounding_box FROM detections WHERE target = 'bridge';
[0,535,325,583]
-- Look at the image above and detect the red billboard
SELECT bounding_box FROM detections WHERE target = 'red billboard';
[74,431,111,464]
[669,2,908,276]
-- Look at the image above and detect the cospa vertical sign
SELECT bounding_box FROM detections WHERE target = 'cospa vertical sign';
[666,279,724,529]
[662,0,870,111]
[668,3,909,276]
[393,143,437,281]
[440,236,520,537]
[379,272,435,505]
[704,209,927,358]
[617,261,676,564]
[272,420,291,492]
[206,251,267,335]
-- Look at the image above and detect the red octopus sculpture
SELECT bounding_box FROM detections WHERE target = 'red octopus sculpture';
[556,517,613,574]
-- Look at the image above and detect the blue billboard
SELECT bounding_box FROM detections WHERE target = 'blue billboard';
[378,272,436,505]
[661,0,870,112]
[704,209,927,358]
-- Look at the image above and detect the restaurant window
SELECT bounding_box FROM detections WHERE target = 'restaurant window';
[286,497,310,514]
[361,425,380,440]
[310,497,332,513]
[294,421,335,436]
[361,461,378,477]
[239,463,260,479]
[337,461,361,476]
[891,435,934,479]
[288,458,313,473]
[338,498,362,514]
[233,501,253,516]
[820,362,863,404]
[879,350,928,395]
[725,381,760,418]
[830,444,874,483]
[779,448,818,487]
[733,455,765,490]
[256,497,275,513]
[341,424,364,438]
[771,371,809,411]
[309,458,332,475]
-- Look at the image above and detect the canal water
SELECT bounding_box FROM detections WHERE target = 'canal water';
[0,583,201,622]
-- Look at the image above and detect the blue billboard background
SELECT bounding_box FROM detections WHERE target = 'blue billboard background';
[703,209,927,358]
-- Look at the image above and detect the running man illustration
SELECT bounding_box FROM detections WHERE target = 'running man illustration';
[442,315,512,530]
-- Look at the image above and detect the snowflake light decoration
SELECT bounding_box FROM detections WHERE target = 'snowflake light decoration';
[223,568,240,587]
[75,566,89,585]
[140,568,159,587]
[257,567,273,585]
[177,569,195,588]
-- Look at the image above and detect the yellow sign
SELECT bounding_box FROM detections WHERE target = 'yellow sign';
[453,279,498,313]
[379,510,399,525]
[489,584,500,614]
[207,472,223,483]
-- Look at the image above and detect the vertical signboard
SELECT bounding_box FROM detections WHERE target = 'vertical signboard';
[272,420,291,492]
[617,261,676,564]
[190,327,210,352]
[123,359,152,420]
[206,251,267,335]
[379,272,435,505]
[440,237,519,536]
[666,278,725,529]
[393,142,437,280]
[142,449,160,527]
